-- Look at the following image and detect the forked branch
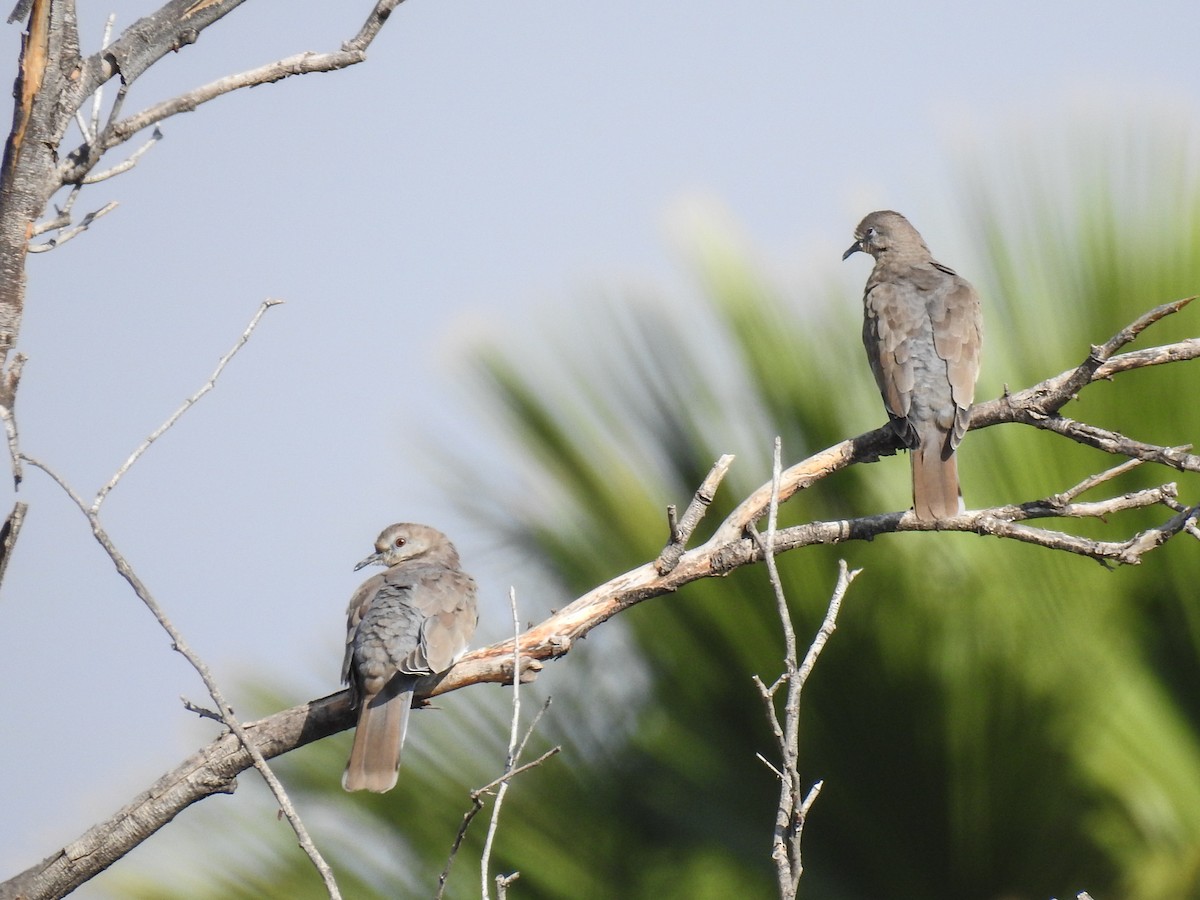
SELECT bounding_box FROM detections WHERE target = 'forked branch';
[3,298,1197,899]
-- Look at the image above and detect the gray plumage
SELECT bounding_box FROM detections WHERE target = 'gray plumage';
[843,211,983,520]
[342,523,478,793]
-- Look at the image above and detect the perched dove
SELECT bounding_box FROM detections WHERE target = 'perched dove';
[843,211,983,521]
[342,523,478,793]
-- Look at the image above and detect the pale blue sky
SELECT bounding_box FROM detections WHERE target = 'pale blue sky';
[1,0,1197,889]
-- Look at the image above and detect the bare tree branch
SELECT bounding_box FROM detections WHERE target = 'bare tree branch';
[436,694,559,900]
[27,198,116,251]
[93,298,282,511]
[8,300,341,900]
[753,438,857,897]
[57,0,406,188]
[81,127,161,184]
[656,452,735,574]
[3,298,1198,897]
[481,587,524,897]
[0,0,405,487]
[0,693,349,900]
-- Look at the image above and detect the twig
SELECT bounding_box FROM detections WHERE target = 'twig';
[22,454,341,899]
[436,701,558,898]
[6,298,1198,898]
[1048,457,1146,504]
[437,802,485,895]
[14,299,339,899]
[30,184,81,236]
[1095,338,1200,379]
[476,746,561,797]
[436,588,558,900]
[31,15,135,245]
[752,438,802,897]
[482,587,523,899]
[57,0,407,187]
[181,697,224,722]
[753,437,858,897]
[93,298,283,512]
[28,201,118,252]
[496,872,520,899]
[1052,295,1195,404]
[656,453,735,574]
[435,745,560,900]
[82,127,162,184]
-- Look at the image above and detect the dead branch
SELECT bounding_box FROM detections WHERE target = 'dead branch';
[9,300,340,900]
[481,588,525,896]
[436,588,559,900]
[435,697,559,900]
[0,0,404,488]
[56,1,404,188]
[656,453,735,574]
[3,298,1198,898]
[752,439,857,898]
[93,298,283,511]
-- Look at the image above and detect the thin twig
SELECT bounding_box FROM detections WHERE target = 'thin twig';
[754,437,858,898]
[57,1,407,187]
[1095,338,1200,379]
[93,299,283,512]
[656,453,736,574]
[28,201,118,252]
[181,697,223,722]
[1049,457,1146,505]
[796,564,857,693]
[82,127,162,183]
[22,455,341,898]
[481,587,523,898]
[30,183,80,235]
[496,872,520,899]
[439,740,563,895]
[73,109,92,145]
[15,298,339,897]
[475,746,561,796]
[7,297,1197,898]
[437,695,557,898]
[437,800,485,896]
[798,780,824,823]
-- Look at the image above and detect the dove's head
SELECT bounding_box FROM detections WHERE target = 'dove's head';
[843,210,929,261]
[354,523,459,570]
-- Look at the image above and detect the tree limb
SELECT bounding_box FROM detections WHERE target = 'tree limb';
[0,0,405,486]
[3,298,1197,897]
[752,438,858,897]
[58,0,405,186]
[8,300,340,900]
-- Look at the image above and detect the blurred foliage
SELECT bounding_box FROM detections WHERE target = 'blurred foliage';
[117,121,1200,899]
